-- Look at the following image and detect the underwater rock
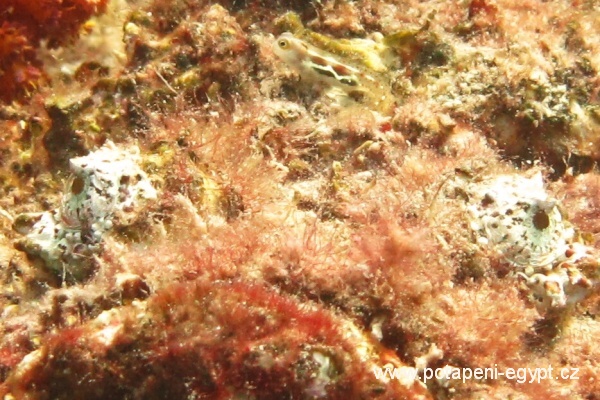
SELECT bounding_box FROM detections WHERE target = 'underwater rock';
[1,281,432,399]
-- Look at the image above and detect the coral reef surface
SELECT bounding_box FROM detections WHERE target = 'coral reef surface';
[1,0,600,399]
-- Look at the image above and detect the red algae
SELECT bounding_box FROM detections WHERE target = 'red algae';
[0,0,108,102]
[2,281,431,399]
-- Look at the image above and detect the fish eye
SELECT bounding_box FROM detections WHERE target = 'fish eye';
[278,39,289,49]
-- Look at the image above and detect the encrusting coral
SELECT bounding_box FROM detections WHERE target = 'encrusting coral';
[0,0,600,399]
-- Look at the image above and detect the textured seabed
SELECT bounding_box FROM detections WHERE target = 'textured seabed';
[1,0,600,399]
